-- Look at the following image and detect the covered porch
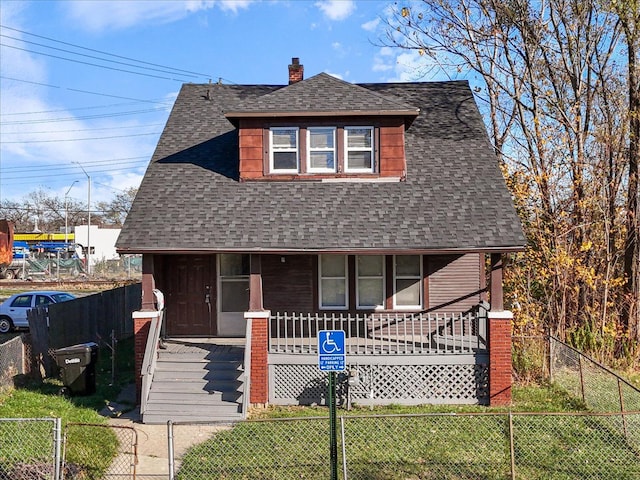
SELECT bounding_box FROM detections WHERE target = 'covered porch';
[134,252,513,409]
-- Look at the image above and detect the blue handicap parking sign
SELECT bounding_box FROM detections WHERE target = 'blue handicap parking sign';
[318,330,346,371]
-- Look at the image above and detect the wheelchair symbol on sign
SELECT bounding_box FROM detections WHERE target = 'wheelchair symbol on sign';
[321,331,342,354]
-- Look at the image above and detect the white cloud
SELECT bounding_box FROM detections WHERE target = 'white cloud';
[370,48,437,82]
[63,0,254,32]
[372,56,392,72]
[315,0,355,21]
[332,42,342,50]
[361,18,379,32]
[388,51,426,82]
[325,71,344,80]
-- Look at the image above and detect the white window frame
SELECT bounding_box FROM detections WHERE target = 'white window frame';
[392,255,422,310]
[307,127,337,173]
[269,127,299,174]
[356,255,385,310]
[344,126,375,173]
[319,254,348,310]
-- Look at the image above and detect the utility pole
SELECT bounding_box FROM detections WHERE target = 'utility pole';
[73,162,91,276]
[64,181,78,244]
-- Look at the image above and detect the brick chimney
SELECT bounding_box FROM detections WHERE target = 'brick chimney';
[288,57,304,84]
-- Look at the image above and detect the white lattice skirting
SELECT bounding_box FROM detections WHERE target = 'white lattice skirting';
[269,356,489,406]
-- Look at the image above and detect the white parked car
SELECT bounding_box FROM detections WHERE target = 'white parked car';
[0,291,76,333]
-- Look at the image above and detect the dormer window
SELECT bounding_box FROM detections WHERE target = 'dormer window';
[268,124,377,175]
[345,126,374,173]
[307,127,336,173]
[270,127,299,173]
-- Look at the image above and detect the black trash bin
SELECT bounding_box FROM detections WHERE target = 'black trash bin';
[54,342,98,395]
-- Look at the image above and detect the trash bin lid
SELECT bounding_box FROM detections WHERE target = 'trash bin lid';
[55,342,98,354]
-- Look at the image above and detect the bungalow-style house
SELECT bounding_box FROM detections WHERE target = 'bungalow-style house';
[116,58,526,423]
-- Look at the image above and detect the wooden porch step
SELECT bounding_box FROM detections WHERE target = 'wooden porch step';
[146,401,241,414]
[143,412,243,424]
[154,370,243,381]
[150,379,242,393]
[156,360,242,371]
[143,339,246,424]
[147,391,242,404]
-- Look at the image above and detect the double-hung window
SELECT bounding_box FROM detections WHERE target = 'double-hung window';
[393,255,422,309]
[357,255,385,309]
[345,126,374,173]
[319,255,348,309]
[307,127,336,173]
[270,127,299,173]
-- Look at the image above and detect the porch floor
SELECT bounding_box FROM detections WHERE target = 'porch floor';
[163,337,245,353]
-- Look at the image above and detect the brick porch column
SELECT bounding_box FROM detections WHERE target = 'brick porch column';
[132,310,161,403]
[244,310,271,406]
[488,310,514,406]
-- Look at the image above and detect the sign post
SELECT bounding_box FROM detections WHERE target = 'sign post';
[318,330,345,480]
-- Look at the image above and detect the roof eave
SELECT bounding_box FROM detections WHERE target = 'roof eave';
[224,109,420,119]
[116,245,526,256]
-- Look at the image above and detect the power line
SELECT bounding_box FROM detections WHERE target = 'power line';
[0,156,149,172]
[0,131,160,144]
[0,123,165,134]
[0,76,174,105]
[1,33,201,78]
[0,106,169,125]
[0,24,213,78]
[0,162,149,182]
[1,101,169,116]
[0,43,193,82]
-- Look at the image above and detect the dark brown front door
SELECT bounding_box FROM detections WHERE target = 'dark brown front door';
[164,255,216,336]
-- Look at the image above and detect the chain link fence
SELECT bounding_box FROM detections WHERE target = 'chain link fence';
[0,418,61,480]
[0,335,30,392]
[2,412,639,480]
[63,423,137,480]
[3,336,640,479]
[551,336,640,413]
[172,412,640,480]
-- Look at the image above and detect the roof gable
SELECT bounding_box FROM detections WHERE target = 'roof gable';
[224,73,420,119]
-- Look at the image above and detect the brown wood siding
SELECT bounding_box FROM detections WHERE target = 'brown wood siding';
[237,116,407,181]
[379,123,406,177]
[262,254,315,312]
[238,122,264,180]
[427,254,482,313]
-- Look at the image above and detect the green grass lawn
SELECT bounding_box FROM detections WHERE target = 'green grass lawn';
[0,336,134,479]
[178,383,640,480]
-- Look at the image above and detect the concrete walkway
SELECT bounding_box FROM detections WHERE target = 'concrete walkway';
[100,384,232,479]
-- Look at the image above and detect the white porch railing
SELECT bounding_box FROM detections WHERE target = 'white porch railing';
[269,306,487,355]
[242,317,252,418]
[140,311,163,415]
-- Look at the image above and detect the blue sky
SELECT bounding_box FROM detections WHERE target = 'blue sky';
[0,0,434,205]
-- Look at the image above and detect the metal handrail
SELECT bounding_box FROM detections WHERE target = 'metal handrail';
[140,309,163,415]
[242,317,252,419]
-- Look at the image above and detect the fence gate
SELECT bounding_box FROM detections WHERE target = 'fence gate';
[0,418,60,480]
[63,423,137,479]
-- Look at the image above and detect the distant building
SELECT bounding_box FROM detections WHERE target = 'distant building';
[74,225,121,265]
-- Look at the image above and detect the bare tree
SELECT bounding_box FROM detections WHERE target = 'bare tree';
[384,0,637,357]
[95,187,137,226]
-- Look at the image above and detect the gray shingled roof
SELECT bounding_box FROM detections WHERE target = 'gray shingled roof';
[117,77,526,253]
[225,73,419,117]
